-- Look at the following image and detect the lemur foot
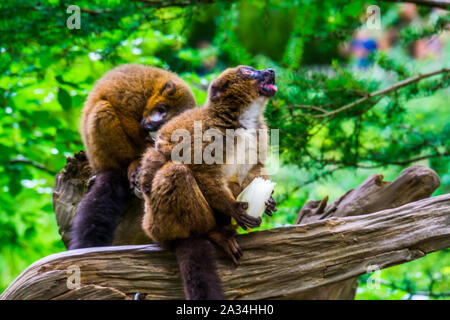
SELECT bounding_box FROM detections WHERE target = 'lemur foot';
[209,231,243,267]
[140,175,153,196]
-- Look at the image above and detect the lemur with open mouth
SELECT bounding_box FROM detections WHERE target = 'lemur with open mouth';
[139,66,278,299]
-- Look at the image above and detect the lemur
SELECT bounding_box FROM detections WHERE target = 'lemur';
[138,66,278,299]
[69,64,196,249]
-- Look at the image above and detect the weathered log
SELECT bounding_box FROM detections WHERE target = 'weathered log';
[53,155,442,299]
[2,194,449,300]
[52,151,150,247]
[294,165,440,300]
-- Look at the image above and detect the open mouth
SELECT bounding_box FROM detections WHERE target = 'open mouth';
[259,80,278,97]
[258,69,277,97]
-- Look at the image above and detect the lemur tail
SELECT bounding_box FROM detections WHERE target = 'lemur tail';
[69,169,132,249]
[174,238,225,300]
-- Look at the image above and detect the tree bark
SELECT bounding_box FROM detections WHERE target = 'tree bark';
[52,154,442,299]
[52,151,150,247]
[294,165,440,299]
[2,194,449,300]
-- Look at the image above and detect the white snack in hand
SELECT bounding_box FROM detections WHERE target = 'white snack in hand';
[236,177,276,218]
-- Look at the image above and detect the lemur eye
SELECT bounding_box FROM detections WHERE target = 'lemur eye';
[239,67,258,79]
[157,105,168,114]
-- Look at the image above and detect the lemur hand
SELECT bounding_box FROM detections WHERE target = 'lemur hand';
[233,201,262,230]
[127,160,142,191]
[127,160,144,199]
[265,191,277,217]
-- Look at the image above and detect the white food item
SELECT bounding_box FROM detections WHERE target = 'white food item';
[236,177,276,218]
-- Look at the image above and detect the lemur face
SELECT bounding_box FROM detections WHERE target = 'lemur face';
[208,65,277,105]
[141,80,196,134]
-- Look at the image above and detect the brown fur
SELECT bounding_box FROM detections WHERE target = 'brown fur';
[81,64,196,172]
[139,66,277,299]
[70,64,196,249]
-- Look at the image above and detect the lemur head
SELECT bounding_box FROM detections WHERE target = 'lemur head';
[141,77,196,134]
[207,65,277,108]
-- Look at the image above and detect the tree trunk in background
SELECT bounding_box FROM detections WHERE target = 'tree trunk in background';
[294,165,440,300]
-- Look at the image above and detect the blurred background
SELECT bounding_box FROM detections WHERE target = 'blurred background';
[0,0,449,299]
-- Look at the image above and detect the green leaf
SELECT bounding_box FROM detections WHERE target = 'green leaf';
[8,169,21,196]
[57,87,72,111]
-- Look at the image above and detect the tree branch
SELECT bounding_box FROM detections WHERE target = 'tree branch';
[133,0,221,8]
[295,68,450,119]
[354,152,450,168]
[9,158,56,175]
[1,193,449,300]
[293,165,440,299]
[381,0,450,10]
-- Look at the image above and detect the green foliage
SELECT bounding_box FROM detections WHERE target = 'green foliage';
[0,0,448,298]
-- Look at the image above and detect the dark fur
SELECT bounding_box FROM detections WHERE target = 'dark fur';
[174,238,224,300]
[69,170,132,249]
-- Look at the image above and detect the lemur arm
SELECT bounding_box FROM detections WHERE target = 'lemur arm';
[194,171,262,230]
[133,147,167,195]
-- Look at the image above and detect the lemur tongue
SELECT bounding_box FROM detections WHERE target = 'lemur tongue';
[266,84,278,91]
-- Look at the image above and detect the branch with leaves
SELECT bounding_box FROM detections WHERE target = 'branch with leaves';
[9,158,56,176]
[291,68,450,119]
[381,0,450,10]
[133,0,221,8]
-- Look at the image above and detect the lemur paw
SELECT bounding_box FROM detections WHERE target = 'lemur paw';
[209,231,243,267]
[223,236,243,267]
[265,192,277,217]
[127,160,141,190]
[141,182,152,196]
[233,201,262,230]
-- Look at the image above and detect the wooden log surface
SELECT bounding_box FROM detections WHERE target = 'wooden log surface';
[51,155,443,300]
[2,194,449,300]
[293,165,441,299]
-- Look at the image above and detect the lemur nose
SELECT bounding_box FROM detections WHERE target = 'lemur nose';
[141,120,159,132]
[261,68,275,81]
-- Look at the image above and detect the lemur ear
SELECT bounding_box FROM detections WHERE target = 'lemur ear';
[209,79,229,102]
[161,80,176,96]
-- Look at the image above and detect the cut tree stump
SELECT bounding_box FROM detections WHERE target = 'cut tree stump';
[1,194,449,300]
[52,151,150,247]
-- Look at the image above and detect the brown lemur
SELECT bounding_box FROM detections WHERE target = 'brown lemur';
[138,66,278,299]
[69,64,196,249]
